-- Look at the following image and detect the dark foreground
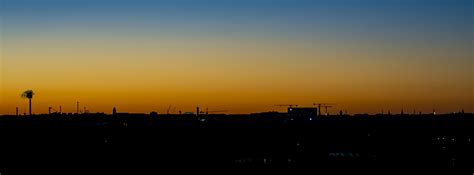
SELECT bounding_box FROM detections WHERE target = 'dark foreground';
[0,113,473,174]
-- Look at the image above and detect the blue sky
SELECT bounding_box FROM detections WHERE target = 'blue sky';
[3,0,471,28]
[3,0,471,68]
[4,0,469,50]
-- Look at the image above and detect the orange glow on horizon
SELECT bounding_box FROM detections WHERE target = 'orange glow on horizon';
[1,30,472,115]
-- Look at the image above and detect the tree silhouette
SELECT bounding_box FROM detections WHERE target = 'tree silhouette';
[21,90,35,115]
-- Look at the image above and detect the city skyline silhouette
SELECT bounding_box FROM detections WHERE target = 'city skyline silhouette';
[0,1,473,173]
[2,89,471,116]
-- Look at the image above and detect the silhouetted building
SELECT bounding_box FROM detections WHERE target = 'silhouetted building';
[150,111,158,118]
[288,107,317,119]
[113,107,117,115]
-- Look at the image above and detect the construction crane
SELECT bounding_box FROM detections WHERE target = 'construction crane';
[321,105,333,116]
[48,107,58,114]
[313,103,336,116]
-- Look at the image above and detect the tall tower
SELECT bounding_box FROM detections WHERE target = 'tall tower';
[113,107,117,115]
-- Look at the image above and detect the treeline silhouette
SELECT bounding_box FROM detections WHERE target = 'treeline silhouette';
[0,113,473,174]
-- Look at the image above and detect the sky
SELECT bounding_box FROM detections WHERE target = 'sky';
[0,0,472,115]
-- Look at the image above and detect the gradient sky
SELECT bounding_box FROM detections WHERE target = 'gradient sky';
[1,0,473,115]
